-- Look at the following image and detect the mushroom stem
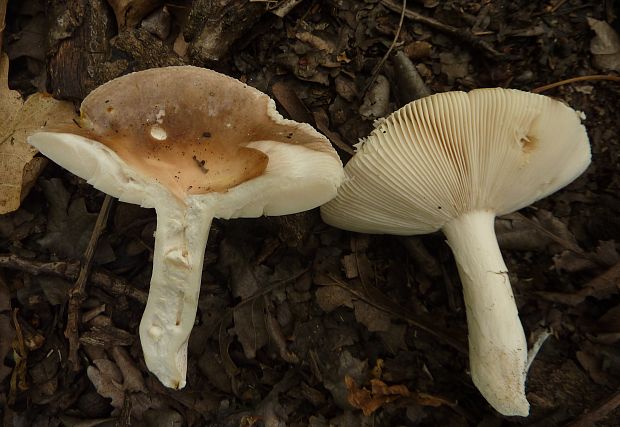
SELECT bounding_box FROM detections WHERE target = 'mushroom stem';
[442,210,529,416]
[139,197,214,389]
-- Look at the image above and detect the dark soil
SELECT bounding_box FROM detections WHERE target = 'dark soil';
[2,0,620,426]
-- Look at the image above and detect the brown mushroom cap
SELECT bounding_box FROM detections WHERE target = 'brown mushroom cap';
[61,66,335,199]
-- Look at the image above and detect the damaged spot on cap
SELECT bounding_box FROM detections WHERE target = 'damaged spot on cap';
[150,125,168,141]
[518,134,537,153]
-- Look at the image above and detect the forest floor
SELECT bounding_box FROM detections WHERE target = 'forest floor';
[1,0,620,426]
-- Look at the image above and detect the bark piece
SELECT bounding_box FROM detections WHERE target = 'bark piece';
[184,0,267,62]
[48,0,115,100]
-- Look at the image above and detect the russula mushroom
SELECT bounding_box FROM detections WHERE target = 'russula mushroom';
[28,66,344,389]
[320,88,590,416]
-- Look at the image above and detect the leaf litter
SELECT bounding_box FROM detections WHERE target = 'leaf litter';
[0,54,76,215]
[1,0,620,425]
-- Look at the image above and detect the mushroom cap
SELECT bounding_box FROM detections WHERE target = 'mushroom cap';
[321,88,590,234]
[29,66,343,217]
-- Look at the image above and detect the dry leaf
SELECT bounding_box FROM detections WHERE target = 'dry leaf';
[353,300,391,332]
[587,18,620,72]
[345,376,451,416]
[345,375,410,416]
[107,0,162,29]
[0,53,76,214]
[86,358,125,410]
[111,346,146,393]
[315,285,354,312]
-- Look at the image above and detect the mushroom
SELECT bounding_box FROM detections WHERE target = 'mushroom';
[320,88,591,416]
[28,66,344,389]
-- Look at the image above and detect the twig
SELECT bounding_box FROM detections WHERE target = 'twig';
[65,195,114,370]
[381,0,504,59]
[233,267,310,309]
[0,255,147,304]
[531,75,620,93]
[324,273,467,354]
[511,212,603,266]
[362,0,407,98]
[565,390,620,427]
[0,0,7,54]
[271,0,303,17]
[550,0,569,13]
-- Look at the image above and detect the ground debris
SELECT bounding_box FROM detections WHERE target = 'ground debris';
[2,0,620,425]
[587,18,620,72]
[345,375,451,416]
[0,55,75,214]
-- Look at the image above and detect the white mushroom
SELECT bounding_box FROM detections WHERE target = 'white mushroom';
[28,66,344,389]
[320,88,591,416]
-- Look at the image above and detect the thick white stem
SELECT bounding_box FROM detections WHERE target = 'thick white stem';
[139,198,213,389]
[442,210,529,416]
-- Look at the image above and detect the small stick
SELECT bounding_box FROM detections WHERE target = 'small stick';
[0,0,7,54]
[565,390,620,427]
[511,212,603,266]
[271,0,303,18]
[325,273,467,354]
[0,255,147,304]
[65,195,114,370]
[531,75,620,93]
[362,0,407,98]
[381,0,504,59]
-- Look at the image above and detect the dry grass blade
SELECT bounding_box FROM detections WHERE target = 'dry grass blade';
[362,0,407,98]
[322,273,467,354]
[511,212,602,265]
[531,75,620,93]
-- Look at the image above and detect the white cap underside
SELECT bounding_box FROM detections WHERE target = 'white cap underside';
[28,132,344,216]
[321,88,591,235]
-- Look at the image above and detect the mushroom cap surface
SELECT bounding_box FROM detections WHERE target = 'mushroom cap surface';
[321,88,590,234]
[29,66,343,216]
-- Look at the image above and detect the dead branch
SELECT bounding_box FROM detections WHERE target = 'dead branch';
[65,194,114,370]
[381,0,504,59]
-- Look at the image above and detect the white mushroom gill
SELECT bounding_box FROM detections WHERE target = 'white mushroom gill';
[321,88,591,416]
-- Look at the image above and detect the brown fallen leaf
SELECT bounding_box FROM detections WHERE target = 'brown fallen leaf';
[0,53,76,214]
[353,300,391,332]
[110,346,146,393]
[315,285,354,312]
[345,375,450,416]
[537,260,620,306]
[345,375,410,416]
[587,18,620,72]
[271,80,314,125]
[107,0,162,29]
[86,358,125,410]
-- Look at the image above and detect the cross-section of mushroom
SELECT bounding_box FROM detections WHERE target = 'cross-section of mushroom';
[28,66,344,389]
[320,88,591,416]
